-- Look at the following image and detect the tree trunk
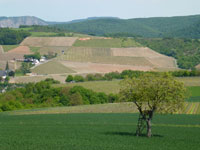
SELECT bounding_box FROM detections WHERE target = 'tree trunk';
[146,119,152,137]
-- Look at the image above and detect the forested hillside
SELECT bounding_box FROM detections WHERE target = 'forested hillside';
[0,28,31,45]
[54,15,200,38]
[135,38,200,69]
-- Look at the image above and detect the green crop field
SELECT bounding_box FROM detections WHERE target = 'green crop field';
[2,45,18,52]
[187,86,200,102]
[54,80,121,94]
[73,38,141,48]
[31,61,76,75]
[30,32,59,37]
[0,113,199,150]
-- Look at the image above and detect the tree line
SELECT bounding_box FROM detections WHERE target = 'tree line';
[0,79,118,112]
[135,38,200,69]
[0,28,31,45]
[65,70,200,83]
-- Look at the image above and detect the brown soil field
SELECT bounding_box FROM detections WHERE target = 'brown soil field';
[112,47,166,58]
[196,64,200,70]
[0,61,14,70]
[0,53,24,61]
[36,46,69,55]
[111,47,177,69]
[0,45,4,54]
[60,61,153,73]
[21,37,78,47]
[7,46,32,54]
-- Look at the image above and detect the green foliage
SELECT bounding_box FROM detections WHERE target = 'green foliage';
[135,38,200,69]
[17,62,33,75]
[0,28,31,45]
[54,15,200,38]
[24,52,41,60]
[44,78,60,84]
[5,61,9,71]
[69,92,83,106]
[73,75,84,82]
[66,75,73,82]
[0,80,117,111]
[120,73,187,137]
[120,73,187,114]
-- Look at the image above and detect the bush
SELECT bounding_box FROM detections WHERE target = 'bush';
[85,74,96,81]
[74,75,84,82]
[69,92,83,106]
[66,75,74,82]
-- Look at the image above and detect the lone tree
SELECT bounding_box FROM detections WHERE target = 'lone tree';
[120,73,187,137]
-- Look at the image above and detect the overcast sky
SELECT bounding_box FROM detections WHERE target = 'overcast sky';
[0,0,200,21]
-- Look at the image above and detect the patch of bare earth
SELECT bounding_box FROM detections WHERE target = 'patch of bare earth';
[0,53,24,61]
[111,47,177,69]
[60,61,153,73]
[20,37,78,47]
[7,46,31,54]
[196,64,200,70]
[0,45,4,54]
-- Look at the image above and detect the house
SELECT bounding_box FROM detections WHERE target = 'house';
[0,70,7,79]
[40,56,46,62]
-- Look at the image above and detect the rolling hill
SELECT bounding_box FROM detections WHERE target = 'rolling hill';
[0,16,48,28]
[54,14,200,38]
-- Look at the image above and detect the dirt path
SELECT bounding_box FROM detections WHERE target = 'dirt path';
[0,45,4,54]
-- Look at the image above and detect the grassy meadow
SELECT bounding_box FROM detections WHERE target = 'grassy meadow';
[31,61,76,75]
[0,113,199,150]
[2,45,19,52]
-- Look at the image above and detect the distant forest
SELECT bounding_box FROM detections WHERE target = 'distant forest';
[135,38,200,69]
[53,15,200,39]
[0,28,30,45]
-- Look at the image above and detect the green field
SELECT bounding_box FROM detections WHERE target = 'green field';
[2,45,18,52]
[5,102,200,115]
[54,80,121,94]
[73,38,141,48]
[31,61,76,75]
[187,86,200,102]
[0,113,199,150]
[30,32,60,37]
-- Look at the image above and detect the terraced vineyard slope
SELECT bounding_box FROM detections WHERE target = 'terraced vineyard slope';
[21,37,78,47]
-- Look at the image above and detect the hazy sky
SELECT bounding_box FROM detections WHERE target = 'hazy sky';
[0,0,200,21]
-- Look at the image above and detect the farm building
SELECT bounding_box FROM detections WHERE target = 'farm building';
[0,70,7,79]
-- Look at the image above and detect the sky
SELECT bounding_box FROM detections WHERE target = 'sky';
[0,0,200,22]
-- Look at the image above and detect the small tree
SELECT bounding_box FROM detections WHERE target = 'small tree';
[74,75,84,82]
[65,75,73,83]
[120,73,187,137]
[5,61,9,71]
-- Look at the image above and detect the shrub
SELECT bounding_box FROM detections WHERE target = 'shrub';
[66,75,74,82]
[74,75,84,82]
[69,92,83,106]
[85,74,96,81]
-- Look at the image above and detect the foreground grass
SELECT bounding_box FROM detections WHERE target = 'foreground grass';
[0,113,199,150]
